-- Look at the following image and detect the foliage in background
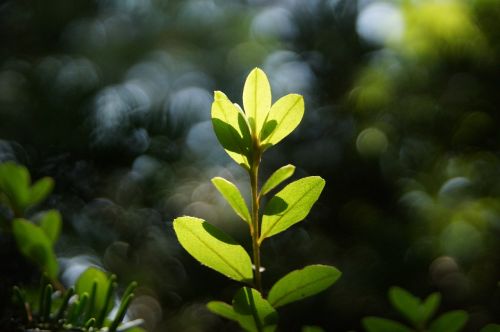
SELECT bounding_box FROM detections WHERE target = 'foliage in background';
[173,68,341,331]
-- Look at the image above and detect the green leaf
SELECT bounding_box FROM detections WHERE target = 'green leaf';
[76,267,110,315]
[389,287,423,326]
[260,164,295,196]
[29,177,54,207]
[211,93,252,169]
[233,287,278,332]
[301,326,325,332]
[243,68,271,136]
[212,177,251,224]
[429,310,468,332]
[420,292,441,325]
[37,210,62,244]
[362,317,413,332]
[0,162,31,210]
[261,94,304,147]
[481,324,500,332]
[12,218,58,279]
[207,301,240,322]
[268,264,341,308]
[260,176,325,241]
[173,216,253,283]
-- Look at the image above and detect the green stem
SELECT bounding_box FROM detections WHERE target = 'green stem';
[250,140,262,292]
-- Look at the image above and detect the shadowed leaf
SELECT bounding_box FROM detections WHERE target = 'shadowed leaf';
[363,317,413,332]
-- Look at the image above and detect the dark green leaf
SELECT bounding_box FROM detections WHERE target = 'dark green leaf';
[421,292,441,325]
[301,326,325,332]
[268,264,341,308]
[260,176,325,241]
[429,310,468,332]
[173,216,253,282]
[362,317,413,332]
[212,177,251,224]
[260,164,295,196]
[29,177,54,207]
[481,324,500,332]
[389,287,422,326]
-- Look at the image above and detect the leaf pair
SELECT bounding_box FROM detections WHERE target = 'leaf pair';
[12,210,62,280]
[0,162,54,214]
[363,287,469,332]
[207,265,341,332]
[212,68,304,168]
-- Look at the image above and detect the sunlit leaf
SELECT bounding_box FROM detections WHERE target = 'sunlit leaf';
[173,216,253,282]
[429,310,468,332]
[261,94,304,148]
[212,177,251,224]
[37,210,62,245]
[481,324,500,332]
[12,218,58,279]
[76,267,109,315]
[243,68,271,136]
[29,177,54,207]
[211,94,252,169]
[268,264,341,308]
[233,287,278,332]
[389,287,422,326]
[207,301,240,322]
[260,176,325,241]
[0,162,31,210]
[260,164,295,196]
[362,317,412,332]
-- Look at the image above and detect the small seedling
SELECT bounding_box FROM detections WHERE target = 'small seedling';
[173,68,341,331]
[362,287,468,332]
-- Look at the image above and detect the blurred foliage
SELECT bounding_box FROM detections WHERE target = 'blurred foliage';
[0,0,500,330]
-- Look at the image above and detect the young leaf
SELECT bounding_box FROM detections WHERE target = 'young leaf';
[212,177,251,224]
[261,94,304,147]
[12,218,58,279]
[0,162,31,210]
[362,317,413,332]
[388,287,422,327]
[207,301,240,322]
[301,326,325,332]
[76,267,109,314]
[233,287,278,332]
[260,176,325,242]
[268,264,341,308]
[173,216,253,283]
[429,310,468,332]
[29,177,54,207]
[260,164,295,196]
[481,324,500,332]
[420,292,441,325]
[243,68,272,136]
[211,95,252,169]
[37,210,62,245]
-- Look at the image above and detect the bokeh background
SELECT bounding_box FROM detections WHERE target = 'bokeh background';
[1,0,500,330]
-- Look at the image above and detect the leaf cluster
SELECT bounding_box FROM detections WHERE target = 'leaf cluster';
[173,68,341,331]
[13,267,143,332]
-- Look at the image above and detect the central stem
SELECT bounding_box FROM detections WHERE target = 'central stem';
[250,139,262,292]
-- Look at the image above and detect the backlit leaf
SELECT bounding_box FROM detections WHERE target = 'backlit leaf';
[37,210,62,244]
[207,301,240,322]
[429,311,468,332]
[173,216,253,282]
[12,218,58,279]
[268,264,341,308]
[260,176,325,241]
[211,94,252,169]
[212,177,251,224]
[76,267,109,314]
[362,317,412,332]
[261,94,304,148]
[0,162,31,210]
[233,287,278,332]
[260,164,295,196]
[243,68,271,136]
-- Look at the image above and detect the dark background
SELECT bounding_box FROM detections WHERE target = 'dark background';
[1,0,500,331]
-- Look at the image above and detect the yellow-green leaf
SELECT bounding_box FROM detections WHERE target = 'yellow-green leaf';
[211,94,252,169]
[173,216,253,283]
[260,164,295,196]
[207,301,240,322]
[29,177,54,207]
[261,94,304,148]
[212,177,251,224]
[233,287,278,332]
[363,317,413,332]
[37,210,62,245]
[268,265,341,308]
[243,68,271,136]
[260,176,325,241]
[76,267,109,315]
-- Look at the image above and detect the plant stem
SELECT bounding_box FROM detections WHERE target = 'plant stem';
[250,141,262,292]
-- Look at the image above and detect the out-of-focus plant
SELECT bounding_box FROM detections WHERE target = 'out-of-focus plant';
[172,68,341,331]
[12,267,143,332]
[363,287,468,332]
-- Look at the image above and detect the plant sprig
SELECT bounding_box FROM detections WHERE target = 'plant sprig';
[173,68,341,331]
